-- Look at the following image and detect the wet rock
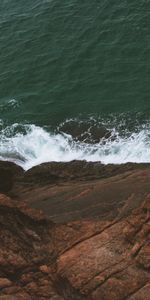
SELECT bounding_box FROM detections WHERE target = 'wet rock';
[58,120,111,143]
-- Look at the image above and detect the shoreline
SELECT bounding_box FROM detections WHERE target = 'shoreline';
[1,116,150,170]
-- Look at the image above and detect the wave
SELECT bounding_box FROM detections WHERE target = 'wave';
[0,118,150,170]
[0,99,19,113]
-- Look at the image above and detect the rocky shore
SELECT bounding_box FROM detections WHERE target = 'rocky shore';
[0,160,149,299]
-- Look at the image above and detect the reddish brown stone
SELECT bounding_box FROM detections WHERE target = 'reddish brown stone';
[0,161,149,299]
[0,278,12,289]
[39,265,50,274]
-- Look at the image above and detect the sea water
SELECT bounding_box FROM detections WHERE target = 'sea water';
[0,0,150,169]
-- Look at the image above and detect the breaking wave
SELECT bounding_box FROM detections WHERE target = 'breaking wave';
[0,117,150,170]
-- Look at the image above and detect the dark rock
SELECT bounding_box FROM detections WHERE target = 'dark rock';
[58,120,111,143]
[22,160,149,186]
[0,161,24,193]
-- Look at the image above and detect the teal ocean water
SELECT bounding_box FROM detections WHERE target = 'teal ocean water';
[0,0,150,169]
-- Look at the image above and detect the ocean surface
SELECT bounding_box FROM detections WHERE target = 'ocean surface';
[0,0,150,170]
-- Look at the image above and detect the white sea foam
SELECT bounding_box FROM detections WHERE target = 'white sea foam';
[7,98,19,107]
[0,121,150,170]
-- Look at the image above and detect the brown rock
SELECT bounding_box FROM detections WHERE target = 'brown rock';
[14,163,150,223]
[39,265,50,274]
[17,160,149,187]
[0,278,12,289]
[0,161,150,300]
[0,293,31,299]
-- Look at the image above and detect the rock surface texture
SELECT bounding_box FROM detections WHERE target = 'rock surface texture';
[0,161,149,299]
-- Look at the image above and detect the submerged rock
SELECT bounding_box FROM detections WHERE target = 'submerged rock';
[58,120,111,143]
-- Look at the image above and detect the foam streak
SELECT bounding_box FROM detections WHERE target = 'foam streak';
[0,122,150,170]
